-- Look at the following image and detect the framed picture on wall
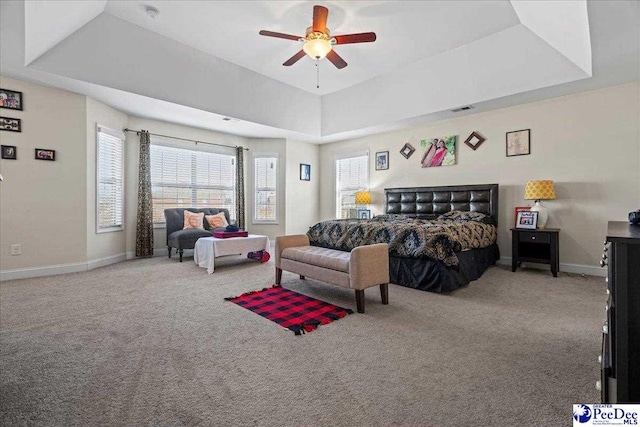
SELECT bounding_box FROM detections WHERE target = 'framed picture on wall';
[375,151,389,170]
[0,89,23,111]
[1,145,17,160]
[0,117,21,132]
[35,148,56,161]
[400,142,415,159]
[300,163,310,181]
[506,129,531,157]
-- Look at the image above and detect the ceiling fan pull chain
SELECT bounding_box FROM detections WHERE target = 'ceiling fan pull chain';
[316,59,320,89]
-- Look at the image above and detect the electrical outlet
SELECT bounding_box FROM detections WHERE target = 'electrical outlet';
[11,244,21,256]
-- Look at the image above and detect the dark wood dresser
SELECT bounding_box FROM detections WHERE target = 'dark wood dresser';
[599,221,640,403]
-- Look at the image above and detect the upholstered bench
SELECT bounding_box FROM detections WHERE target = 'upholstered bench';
[275,234,389,313]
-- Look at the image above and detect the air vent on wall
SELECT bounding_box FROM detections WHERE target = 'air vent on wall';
[451,105,474,113]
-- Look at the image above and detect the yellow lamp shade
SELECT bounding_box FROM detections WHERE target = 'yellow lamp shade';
[355,191,372,205]
[524,180,556,200]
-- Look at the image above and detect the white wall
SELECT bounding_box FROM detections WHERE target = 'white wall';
[319,82,640,272]
[86,97,128,262]
[285,139,319,235]
[0,76,88,273]
[124,116,250,255]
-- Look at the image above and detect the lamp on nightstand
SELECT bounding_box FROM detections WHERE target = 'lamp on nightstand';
[524,180,556,228]
[355,191,371,217]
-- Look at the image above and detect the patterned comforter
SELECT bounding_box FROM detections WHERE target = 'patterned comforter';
[306,215,497,267]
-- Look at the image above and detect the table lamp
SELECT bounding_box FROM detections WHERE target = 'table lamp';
[355,191,371,215]
[524,180,556,228]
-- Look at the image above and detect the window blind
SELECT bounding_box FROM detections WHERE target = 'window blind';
[97,127,124,231]
[150,144,236,224]
[254,156,277,222]
[336,154,368,218]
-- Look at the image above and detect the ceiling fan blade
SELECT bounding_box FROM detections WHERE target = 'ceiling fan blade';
[283,50,306,66]
[312,5,329,33]
[334,32,377,45]
[326,49,347,69]
[259,30,301,41]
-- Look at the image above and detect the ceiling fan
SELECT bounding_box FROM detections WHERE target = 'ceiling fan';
[259,5,376,69]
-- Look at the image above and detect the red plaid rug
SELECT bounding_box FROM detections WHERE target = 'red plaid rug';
[224,285,353,335]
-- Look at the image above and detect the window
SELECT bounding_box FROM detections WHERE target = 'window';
[336,153,369,219]
[254,155,278,223]
[96,125,124,232]
[150,143,236,224]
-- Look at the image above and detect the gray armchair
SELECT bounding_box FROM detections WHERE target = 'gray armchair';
[164,208,231,262]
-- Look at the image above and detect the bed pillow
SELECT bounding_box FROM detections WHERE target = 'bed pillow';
[205,212,229,228]
[437,210,496,225]
[183,211,205,230]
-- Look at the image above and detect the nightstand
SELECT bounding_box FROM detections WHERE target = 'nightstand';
[511,228,560,277]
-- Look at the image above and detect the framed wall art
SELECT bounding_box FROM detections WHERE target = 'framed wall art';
[400,142,415,159]
[300,163,310,181]
[420,135,456,168]
[0,89,23,111]
[35,148,56,161]
[0,117,21,132]
[375,151,389,170]
[506,129,531,157]
[1,145,17,160]
[463,131,486,151]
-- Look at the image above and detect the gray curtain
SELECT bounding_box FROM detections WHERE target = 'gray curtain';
[235,146,245,230]
[136,130,154,257]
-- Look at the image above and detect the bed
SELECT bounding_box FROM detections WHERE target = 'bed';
[307,184,500,292]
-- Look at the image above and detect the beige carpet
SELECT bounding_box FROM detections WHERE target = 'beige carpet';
[1,255,605,426]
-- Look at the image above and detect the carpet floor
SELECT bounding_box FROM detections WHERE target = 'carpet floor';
[0,255,605,426]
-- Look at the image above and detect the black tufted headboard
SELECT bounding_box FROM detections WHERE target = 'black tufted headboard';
[385,184,499,225]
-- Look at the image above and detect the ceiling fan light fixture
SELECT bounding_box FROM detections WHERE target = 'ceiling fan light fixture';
[303,38,332,59]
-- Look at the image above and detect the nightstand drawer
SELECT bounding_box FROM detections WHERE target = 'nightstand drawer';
[519,232,550,244]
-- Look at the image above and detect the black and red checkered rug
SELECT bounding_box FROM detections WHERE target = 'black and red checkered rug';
[224,285,353,335]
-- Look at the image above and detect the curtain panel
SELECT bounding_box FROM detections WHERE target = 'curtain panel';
[136,130,154,257]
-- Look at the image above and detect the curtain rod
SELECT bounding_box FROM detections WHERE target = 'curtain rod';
[123,128,249,151]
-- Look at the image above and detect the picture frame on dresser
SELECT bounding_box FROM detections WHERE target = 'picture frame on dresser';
[516,211,538,229]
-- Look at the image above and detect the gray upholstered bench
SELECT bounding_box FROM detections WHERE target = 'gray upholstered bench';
[275,235,389,313]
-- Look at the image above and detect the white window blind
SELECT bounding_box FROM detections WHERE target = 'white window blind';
[336,154,368,219]
[254,156,277,222]
[150,144,236,224]
[97,126,124,231]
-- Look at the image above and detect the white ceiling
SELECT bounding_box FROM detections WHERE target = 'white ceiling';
[1,1,639,144]
[103,0,520,95]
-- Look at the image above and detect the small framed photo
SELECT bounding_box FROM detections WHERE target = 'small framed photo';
[300,163,310,181]
[400,142,415,159]
[506,129,530,157]
[516,210,538,229]
[35,148,55,161]
[357,209,371,220]
[0,89,23,111]
[1,145,17,160]
[375,151,389,170]
[514,206,531,226]
[0,117,21,132]
[463,131,486,151]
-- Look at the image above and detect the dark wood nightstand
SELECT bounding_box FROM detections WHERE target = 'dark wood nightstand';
[511,228,560,277]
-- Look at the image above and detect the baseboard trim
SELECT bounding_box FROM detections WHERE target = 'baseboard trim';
[496,257,606,277]
[1,253,128,282]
